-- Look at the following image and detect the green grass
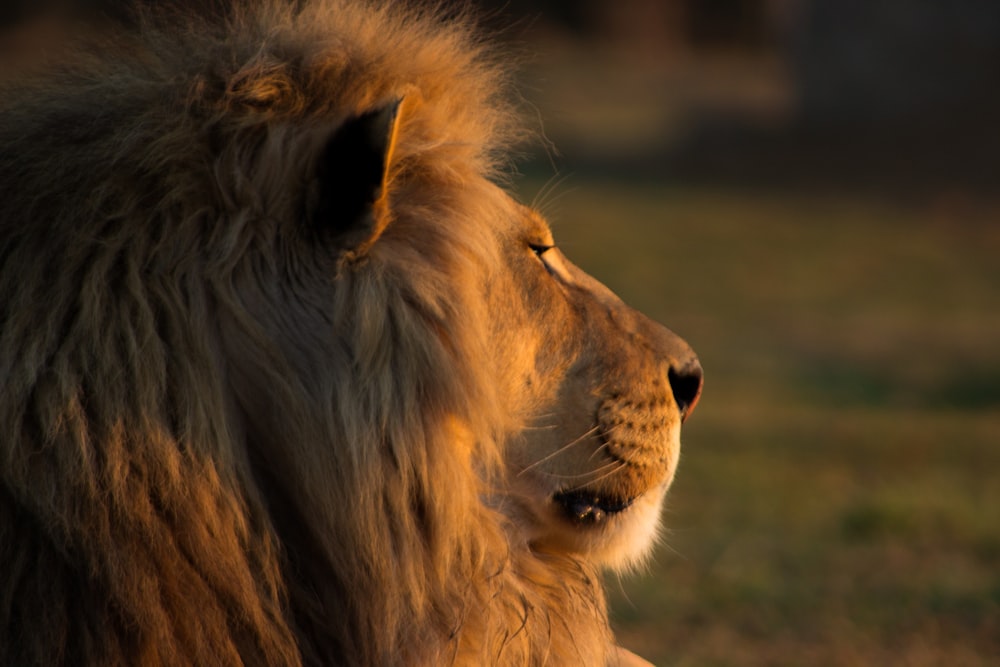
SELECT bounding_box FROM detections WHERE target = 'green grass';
[515,178,1000,666]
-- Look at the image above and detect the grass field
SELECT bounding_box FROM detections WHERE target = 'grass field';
[515,177,1000,666]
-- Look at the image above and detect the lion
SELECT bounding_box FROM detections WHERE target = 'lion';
[0,2,702,665]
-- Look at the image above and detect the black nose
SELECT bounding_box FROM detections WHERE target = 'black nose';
[668,360,703,422]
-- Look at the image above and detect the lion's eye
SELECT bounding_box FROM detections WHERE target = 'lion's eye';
[529,243,555,257]
[528,241,568,281]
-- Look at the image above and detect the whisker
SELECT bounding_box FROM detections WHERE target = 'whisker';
[518,412,559,429]
[587,441,610,462]
[536,459,622,482]
[517,424,600,476]
[530,171,573,213]
[521,423,559,432]
[564,461,626,493]
[535,181,579,218]
[598,421,629,436]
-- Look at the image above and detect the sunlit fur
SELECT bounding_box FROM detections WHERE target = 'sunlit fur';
[0,2,702,665]
[0,2,621,665]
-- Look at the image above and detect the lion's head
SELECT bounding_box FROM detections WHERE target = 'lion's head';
[487,206,702,570]
[0,2,699,665]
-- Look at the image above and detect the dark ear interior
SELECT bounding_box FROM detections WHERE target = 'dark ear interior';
[308,98,402,253]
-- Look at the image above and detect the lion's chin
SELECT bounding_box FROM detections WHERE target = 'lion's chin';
[529,484,668,571]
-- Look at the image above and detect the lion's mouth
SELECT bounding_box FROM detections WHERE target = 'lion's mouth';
[552,490,637,525]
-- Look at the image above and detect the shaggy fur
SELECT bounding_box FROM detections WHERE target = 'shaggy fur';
[0,1,709,665]
[0,2,627,665]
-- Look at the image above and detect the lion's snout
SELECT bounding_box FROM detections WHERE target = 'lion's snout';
[597,392,678,468]
[594,344,702,459]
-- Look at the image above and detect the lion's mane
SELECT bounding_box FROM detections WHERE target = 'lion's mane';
[0,2,614,665]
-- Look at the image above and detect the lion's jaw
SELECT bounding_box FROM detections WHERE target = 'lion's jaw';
[507,393,684,571]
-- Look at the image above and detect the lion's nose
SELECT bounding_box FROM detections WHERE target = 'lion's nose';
[668,359,703,422]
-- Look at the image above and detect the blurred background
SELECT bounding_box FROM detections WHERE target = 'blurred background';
[3,1,998,665]
[479,2,999,665]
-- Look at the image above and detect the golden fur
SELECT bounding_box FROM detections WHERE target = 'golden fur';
[0,2,701,665]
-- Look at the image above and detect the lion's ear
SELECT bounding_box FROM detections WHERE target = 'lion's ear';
[308,98,402,255]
